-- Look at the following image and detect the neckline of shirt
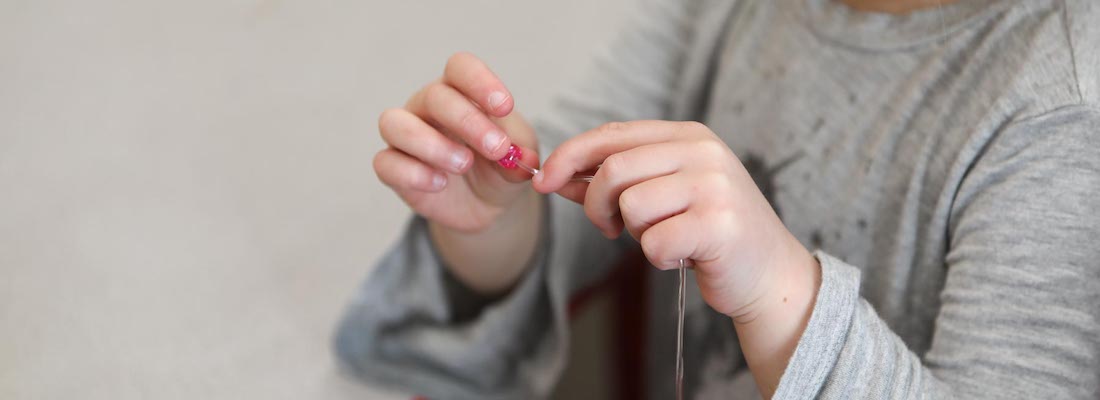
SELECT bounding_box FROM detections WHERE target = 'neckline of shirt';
[789,0,1018,51]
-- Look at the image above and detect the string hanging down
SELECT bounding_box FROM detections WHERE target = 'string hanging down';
[675,258,685,400]
[499,145,686,399]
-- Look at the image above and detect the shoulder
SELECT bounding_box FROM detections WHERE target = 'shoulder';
[986,0,1100,115]
[953,3,1100,196]
[1061,0,1100,104]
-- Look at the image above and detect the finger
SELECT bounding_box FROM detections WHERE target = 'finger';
[639,212,700,270]
[373,148,448,192]
[534,120,707,193]
[407,82,511,160]
[618,173,694,241]
[379,108,474,174]
[443,52,514,117]
[552,181,590,204]
[549,163,602,204]
[582,142,689,237]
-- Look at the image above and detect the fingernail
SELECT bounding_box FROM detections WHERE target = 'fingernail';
[488,92,507,110]
[482,130,506,154]
[449,152,469,172]
[431,173,447,190]
[533,171,544,185]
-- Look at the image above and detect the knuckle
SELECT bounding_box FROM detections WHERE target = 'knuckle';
[682,120,708,133]
[601,153,628,176]
[712,209,740,239]
[423,82,449,107]
[618,187,641,219]
[457,107,481,133]
[596,121,628,137]
[699,172,729,193]
[698,139,730,159]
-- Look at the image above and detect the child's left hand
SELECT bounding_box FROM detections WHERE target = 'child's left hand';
[532,120,818,323]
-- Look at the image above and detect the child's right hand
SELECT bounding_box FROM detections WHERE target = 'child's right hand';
[374,53,539,233]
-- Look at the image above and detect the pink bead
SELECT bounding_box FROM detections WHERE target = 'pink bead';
[497,144,522,169]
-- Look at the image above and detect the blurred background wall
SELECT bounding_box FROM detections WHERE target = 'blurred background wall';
[0,1,630,398]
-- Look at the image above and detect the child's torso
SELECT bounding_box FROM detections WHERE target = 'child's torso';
[659,0,1085,397]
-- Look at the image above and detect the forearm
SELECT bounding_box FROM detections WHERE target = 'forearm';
[429,187,544,295]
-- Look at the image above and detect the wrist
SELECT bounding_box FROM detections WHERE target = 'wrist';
[731,236,821,398]
[732,241,820,327]
[429,187,543,295]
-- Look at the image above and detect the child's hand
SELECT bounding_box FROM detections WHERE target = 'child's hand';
[374,53,539,233]
[533,121,817,322]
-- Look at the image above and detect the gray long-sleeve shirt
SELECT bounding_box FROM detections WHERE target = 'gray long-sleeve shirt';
[335,0,1100,398]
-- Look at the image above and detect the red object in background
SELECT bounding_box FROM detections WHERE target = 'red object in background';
[567,251,649,400]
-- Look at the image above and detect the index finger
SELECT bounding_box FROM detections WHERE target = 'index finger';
[533,120,695,193]
[443,52,514,118]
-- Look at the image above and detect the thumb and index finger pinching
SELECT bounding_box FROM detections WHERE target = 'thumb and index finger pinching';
[532,120,687,194]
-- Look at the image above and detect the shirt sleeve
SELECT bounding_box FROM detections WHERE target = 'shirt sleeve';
[332,1,712,398]
[774,105,1100,399]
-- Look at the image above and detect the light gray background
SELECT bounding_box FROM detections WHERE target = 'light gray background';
[0,1,630,398]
